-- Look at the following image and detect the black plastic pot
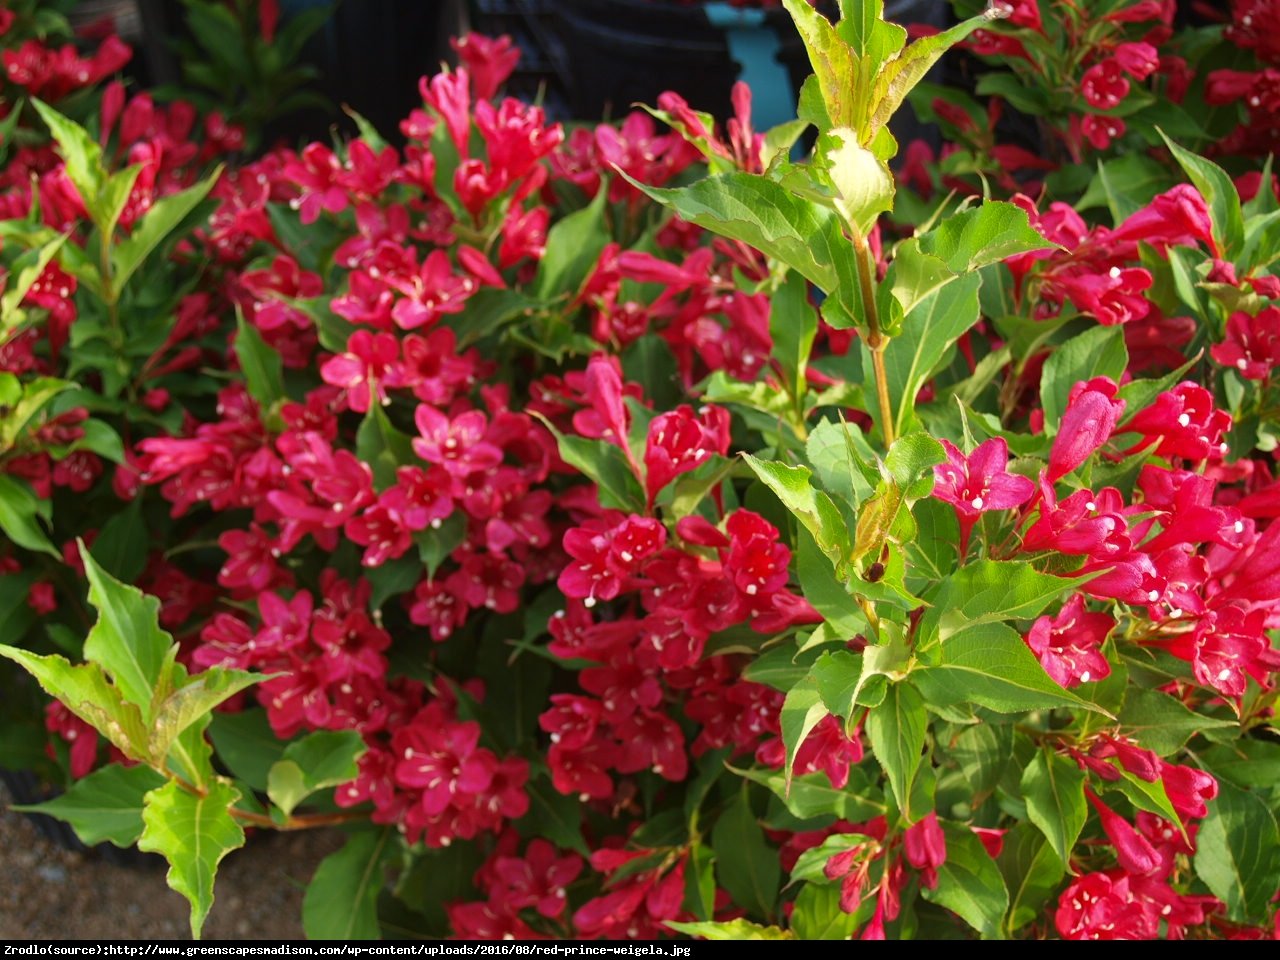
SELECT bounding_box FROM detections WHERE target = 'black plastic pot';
[1,767,160,868]
[551,0,790,124]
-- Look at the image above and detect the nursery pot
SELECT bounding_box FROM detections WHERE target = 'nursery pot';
[550,0,803,128]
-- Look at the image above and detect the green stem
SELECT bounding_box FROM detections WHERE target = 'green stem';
[853,230,894,448]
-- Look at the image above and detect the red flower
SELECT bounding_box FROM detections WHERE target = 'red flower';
[1024,594,1114,687]
[1048,377,1126,481]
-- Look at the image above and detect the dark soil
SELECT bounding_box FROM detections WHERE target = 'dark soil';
[0,786,342,940]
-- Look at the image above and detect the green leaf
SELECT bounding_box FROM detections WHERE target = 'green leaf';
[355,404,415,491]
[1199,740,1280,791]
[137,779,245,939]
[1118,688,1237,757]
[1040,325,1128,430]
[1020,747,1086,869]
[742,454,850,567]
[234,312,285,411]
[31,101,105,223]
[534,414,644,514]
[448,287,538,348]
[930,561,1080,642]
[87,500,146,582]
[0,646,147,759]
[806,418,876,507]
[866,681,927,822]
[81,544,175,720]
[1077,154,1173,222]
[628,171,858,307]
[790,882,860,939]
[0,232,70,332]
[711,791,781,921]
[922,823,1008,936]
[149,666,263,764]
[521,777,589,857]
[877,271,981,438]
[868,10,994,141]
[915,202,1052,275]
[1160,133,1244,258]
[208,708,284,792]
[824,128,895,231]
[414,513,466,579]
[0,474,59,557]
[950,721,1012,798]
[1193,781,1280,923]
[111,166,222,293]
[683,843,717,922]
[667,919,792,940]
[770,271,818,402]
[781,0,864,133]
[735,765,882,822]
[779,674,828,785]
[809,649,862,723]
[533,188,608,300]
[998,822,1065,934]
[266,729,365,816]
[913,622,1106,715]
[302,829,392,940]
[14,763,165,848]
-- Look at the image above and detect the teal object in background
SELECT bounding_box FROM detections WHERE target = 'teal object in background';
[703,3,796,131]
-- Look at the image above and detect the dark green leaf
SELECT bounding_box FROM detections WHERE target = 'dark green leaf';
[235,312,285,410]
[922,823,1008,936]
[533,188,608,300]
[1020,747,1086,868]
[1118,688,1237,757]
[1193,781,1280,923]
[302,829,391,940]
[712,791,781,921]
[1040,325,1128,430]
[866,681,928,822]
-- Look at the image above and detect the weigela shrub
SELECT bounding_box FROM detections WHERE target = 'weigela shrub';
[0,0,1278,943]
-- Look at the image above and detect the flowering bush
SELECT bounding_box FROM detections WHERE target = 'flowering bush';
[1,0,1279,943]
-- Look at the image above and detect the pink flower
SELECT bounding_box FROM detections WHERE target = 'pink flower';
[450,34,520,102]
[1048,377,1126,481]
[1024,594,1114,687]
[933,437,1035,542]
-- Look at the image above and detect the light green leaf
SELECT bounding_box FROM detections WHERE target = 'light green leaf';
[780,675,828,786]
[930,560,1080,642]
[667,919,792,940]
[790,882,860,939]
[0,474,60,557]
[734,765,882,822]
[627,171,858,306]
[742,454,850,567]
[998,822,1066,933]
[1160,133,1244,257]
[0,233,70,333]
[267,729,366,816]
[138,779,245,939]
[81,544,175,720]
[769,272,818,403]
[915,201,1052,275]
[876,272,981,439]
[149,666,263,764]
[0,645,147,759]
[13,762,165,848]
[302,829,392,940]
[32,101,105,223]
[913,622,1106,716]
[825,128,894,231]
[111,166,222,293]
[1020,747,1086,870]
